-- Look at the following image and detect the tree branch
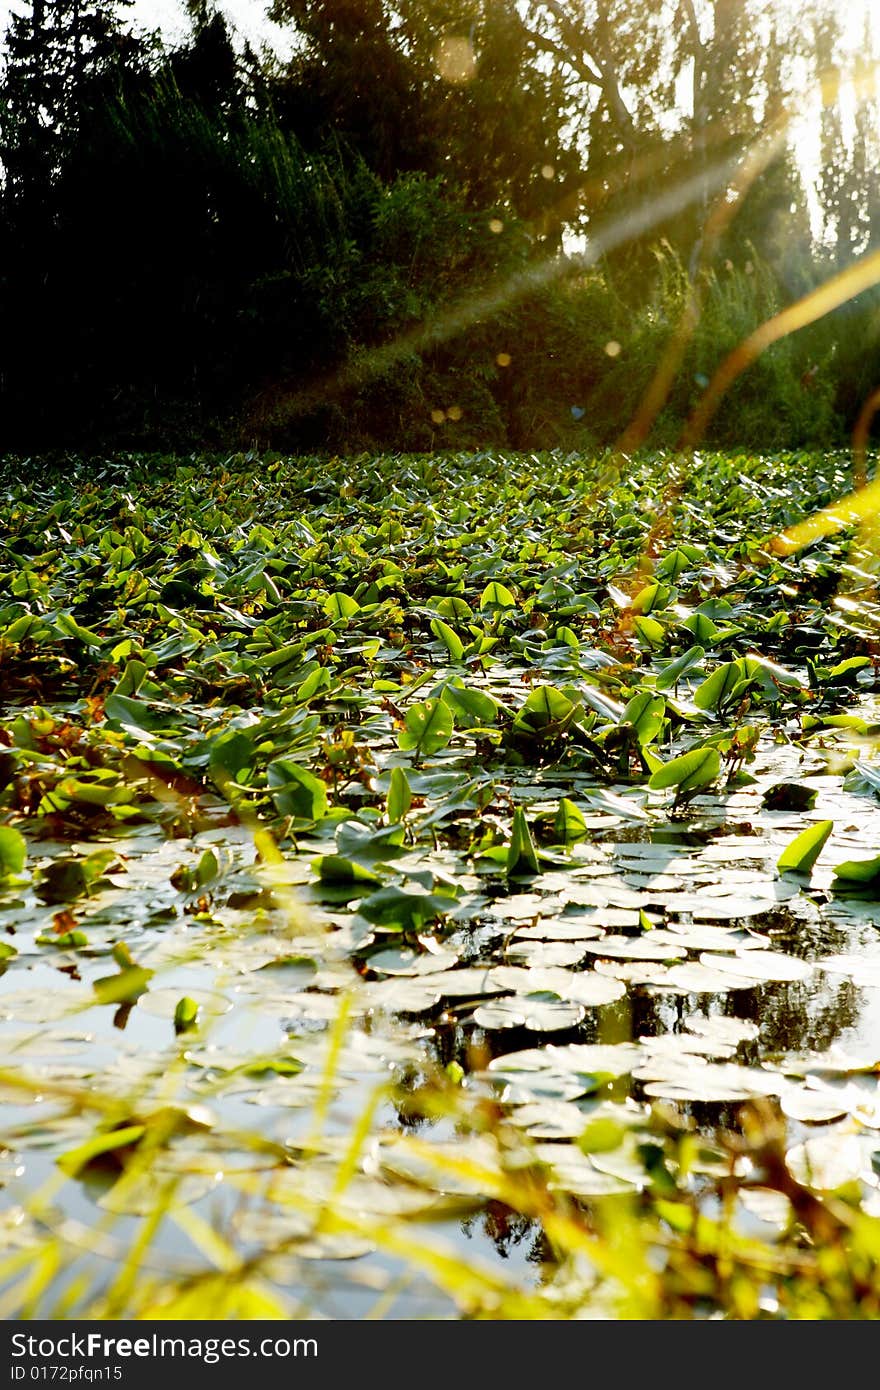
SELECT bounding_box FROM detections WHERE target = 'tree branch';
[525,0,638,146]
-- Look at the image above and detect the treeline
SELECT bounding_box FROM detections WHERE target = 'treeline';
[1,0,879,454]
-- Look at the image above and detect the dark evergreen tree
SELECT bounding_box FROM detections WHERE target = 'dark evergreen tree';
[0,0,143,206]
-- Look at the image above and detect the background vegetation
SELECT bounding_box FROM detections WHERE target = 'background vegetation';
[1,0,879,455]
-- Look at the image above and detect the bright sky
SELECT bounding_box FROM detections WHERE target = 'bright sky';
[1,1,875,68]
[130,0,289,49]
[0,0,291,53]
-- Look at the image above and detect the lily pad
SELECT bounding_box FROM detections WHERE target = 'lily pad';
[473,996,586,1032]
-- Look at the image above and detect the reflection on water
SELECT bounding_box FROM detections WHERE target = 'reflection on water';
[2,710,880,1317]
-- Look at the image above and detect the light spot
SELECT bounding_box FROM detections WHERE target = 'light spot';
[435,36,477,84]
[447,404,462,421]
[604,340,621,357]
[431,409,446,424]
[496,352,511,367]
[541,164,555,180]
[489,218,504,235]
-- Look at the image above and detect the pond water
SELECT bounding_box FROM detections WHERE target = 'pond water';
[2,450,880,1318]
[2,699,880,1318]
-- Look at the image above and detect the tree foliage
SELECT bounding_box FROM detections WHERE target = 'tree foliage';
[0,0,879,451]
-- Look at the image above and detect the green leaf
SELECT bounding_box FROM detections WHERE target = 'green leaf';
[93,966,154,1006]
[620,693,666,747]
[335,821,406,865]
[514,684,576,735]
[632,615,666,647]
[479,580,516,609]
[208,731,254,782]
[323,592,360,621]
[312,854,383,885]
[441,682,499,726]
[386,766,413,824]
[832,856,880,887]
[553,798,588,845]
[433,595,473,622]
[194,849,219,887]
[174,996,200,1034]
[398,698,454,758]
[648,746,720,796]
[296,665,332,701]
[57,1124,146,1177]
[54,612,104,648]
[655,546,705,579]
[358,885,455,930]
[777,820,834,875]
[37,929,88,948]
[0,613,45,644]
[681,612,722,643]
[507,806,539,876]
[655,645,705,691]
[0,826,27,878]
[430,618,465,661]
[112,658,149,697]
[267,759,329,821]
[103,695,170,733]
[826,655,871,686]
[630,581,672,614]
[35,860,90,904]
[694,660,752,711]
[54,776,136,808]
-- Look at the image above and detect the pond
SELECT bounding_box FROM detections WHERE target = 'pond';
[1,449,879,1319]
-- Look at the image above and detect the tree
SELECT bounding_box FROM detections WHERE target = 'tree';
[265,0,581,237]
[0,0,143,207]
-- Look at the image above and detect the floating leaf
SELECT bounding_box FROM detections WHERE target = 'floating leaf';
[0,826,26,878]
[323,592,360,620]
[698,951,814,983]
[648,746,720,797]
[786,1134,867,1191]
[553,798,588,845]
[35,860,89,904]
[833,856,880,889]
[366,945,459,976]
[57,1124,146,1177]
[267,759,329,822]
[620,693,666,747]
[386,766,412,823]
[513,684,576,736]
[174,997,200,1034]
[507,806,539,877]
[358,885,455,931]
[762,782,818,811]
[479,580,516,608]
[694,660,753,711]
[430,618,465,661]
[655,644,706,691]
[637,1061,782,1103]
[474,996,585,1032]
[398,698,454,758]
[776,820,833,875]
